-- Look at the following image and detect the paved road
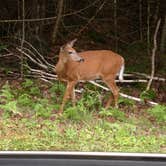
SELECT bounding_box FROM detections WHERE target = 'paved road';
[0,158,166,166]
[0,152,166,166]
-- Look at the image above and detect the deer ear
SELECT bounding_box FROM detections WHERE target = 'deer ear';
[60,45,65,52]
[67,38,77,47]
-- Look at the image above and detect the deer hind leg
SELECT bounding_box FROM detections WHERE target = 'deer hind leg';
[59,81,76,113]
[104,79,119,109]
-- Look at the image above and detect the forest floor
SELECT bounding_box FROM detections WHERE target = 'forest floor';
[0,38,166,152]
[0,79,165,152]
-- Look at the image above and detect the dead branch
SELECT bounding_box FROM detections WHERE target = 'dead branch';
[16,47,48,70]
[22,47,44,65]
[30,69,57,78]
[131,72,166,82]
[146,19,161,91]
[0,53,13,58]
[89,80,158,106]
[116,80,147,83]
[14,37,55,69]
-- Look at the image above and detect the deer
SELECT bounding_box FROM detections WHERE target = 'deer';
[55,39,125,113]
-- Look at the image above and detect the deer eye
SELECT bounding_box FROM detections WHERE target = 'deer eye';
[68,51,73,54]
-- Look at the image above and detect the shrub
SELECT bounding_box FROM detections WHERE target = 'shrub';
[147,105,166,122]
[99,107,126,121]
[140,90,156,101]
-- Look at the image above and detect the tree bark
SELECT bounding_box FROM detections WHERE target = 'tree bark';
[21,0,25,79]
[52,0,64,45]
[160,16,166,54]
[114,0,118,51]
[147,0,150,55]
[139,0,143,41]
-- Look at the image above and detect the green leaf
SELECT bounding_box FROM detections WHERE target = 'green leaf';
[0,100,21,115]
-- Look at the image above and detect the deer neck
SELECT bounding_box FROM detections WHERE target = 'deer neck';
[56,57,68,77]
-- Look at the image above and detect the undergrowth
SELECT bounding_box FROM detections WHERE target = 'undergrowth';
[0,79,165,152]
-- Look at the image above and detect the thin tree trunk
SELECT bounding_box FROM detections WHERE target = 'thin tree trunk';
[52,0,64,44]
[160,16,166,54]
[147,0,150,55]
[17,0,20,19]
[146,19,161,91]
[153,0,160,25]
[139,0,143,41]
[40,0,46,35]
[21,0,25,79]
[35,0,40,35]
[114,0,118,52]
[17,0,21,37]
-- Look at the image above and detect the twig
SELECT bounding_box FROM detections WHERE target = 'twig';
[28,67,57,78]
[40,78,54,84]
[14,37,55,69]
[107,79,147,83]
[77,0,106,36]
[132,72,166,82]
[0,53,13,58]
[115,80,147,83]
[0,0,100,23]
[16,48,48,70]
[21,47,44,65]
[119,93,158,106]
[146,19,161,91]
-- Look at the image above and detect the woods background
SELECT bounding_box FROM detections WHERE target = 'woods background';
[0,0,165,80]
[0,0,166,152]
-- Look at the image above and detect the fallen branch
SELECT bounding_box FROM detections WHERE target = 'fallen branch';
[29,68,57,78]
[16,47,48,70]
[40,78,53,84]
[0,53,13,58]
[112,79,147,83]
[88,80,158,106]
[21,47,44,65]
[116,80,147,83]
[133,72,165,82]
[15,37,55,69]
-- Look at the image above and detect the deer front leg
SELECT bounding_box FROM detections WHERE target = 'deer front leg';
[59,81,76,113]
[70,81,77,107]
[71,89,76,107]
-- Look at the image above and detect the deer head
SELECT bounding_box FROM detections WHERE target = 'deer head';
[59,39,84,63]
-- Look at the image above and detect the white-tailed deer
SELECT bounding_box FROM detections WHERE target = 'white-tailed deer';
[55,39,125,113]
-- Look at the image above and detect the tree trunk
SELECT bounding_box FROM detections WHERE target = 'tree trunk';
[147,0,150,55]
[139,0,143,41]
[146,19,161,91]
[21,0,25,79]
[52,0,64,45]
[114,0,118,52]
[160,16,166,54]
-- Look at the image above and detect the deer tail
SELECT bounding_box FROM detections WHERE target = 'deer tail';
[119,63,125,82]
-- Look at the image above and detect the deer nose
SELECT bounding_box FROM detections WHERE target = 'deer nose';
[79,58,84,62]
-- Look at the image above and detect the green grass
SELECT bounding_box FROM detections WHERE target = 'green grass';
[0,79,165,152]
